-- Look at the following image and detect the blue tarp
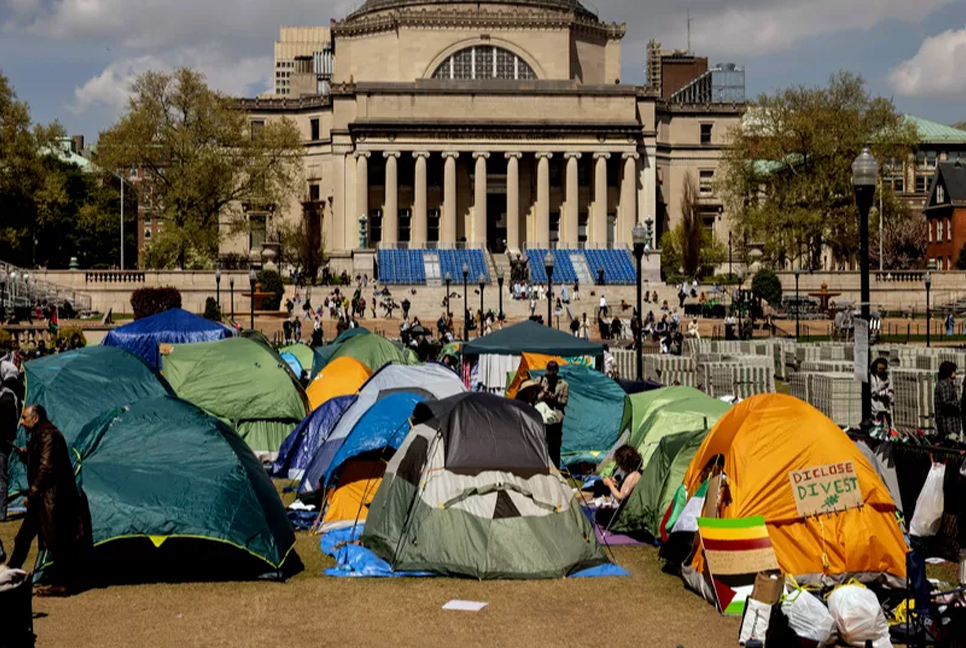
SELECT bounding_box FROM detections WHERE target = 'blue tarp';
[280,352,303,376]
[272,395,356,480]
[321,526,630,578]
[102,308,234,371]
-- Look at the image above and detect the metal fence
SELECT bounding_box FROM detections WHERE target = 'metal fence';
[1,261,93,316]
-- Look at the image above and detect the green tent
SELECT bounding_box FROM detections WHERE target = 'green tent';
[280,343,314,374]
[310,328,371,378]
[9,347,173,497]
[68,396,297,578]
[313,332,412,378]
[530,365,630,466]
[362,393,608,579]
[462,320,602,358]
[161,337,309,460]
[610,428,707,537]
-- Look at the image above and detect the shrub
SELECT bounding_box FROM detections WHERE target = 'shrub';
[203,297,222,322]
[257,269,285,311]
[52,326,87,349]
[751,268,783,305]
[131,287,182,320]
[0,329,13,351]
[711,274,742,286]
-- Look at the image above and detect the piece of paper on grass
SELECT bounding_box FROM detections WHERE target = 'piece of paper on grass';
[442,600,488,612]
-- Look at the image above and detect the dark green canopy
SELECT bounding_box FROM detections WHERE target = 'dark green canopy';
[71,396,296,575]
[462,320,603,357]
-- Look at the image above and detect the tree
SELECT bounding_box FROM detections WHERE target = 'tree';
[869,191,927,270]
[751,268,782,305]
[718,72,918,268]
[96,68,303,269]
[277,215,325,280]
[660,172,726,278]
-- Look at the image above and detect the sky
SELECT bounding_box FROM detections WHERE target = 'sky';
[3,0,966,139]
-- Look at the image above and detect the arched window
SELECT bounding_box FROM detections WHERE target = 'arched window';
[432,45,537,81]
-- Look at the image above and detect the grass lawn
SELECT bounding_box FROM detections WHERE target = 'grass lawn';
[0,484,740,648]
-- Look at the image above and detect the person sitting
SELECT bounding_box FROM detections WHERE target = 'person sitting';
[596,445,643,527]
[687,318,700,339]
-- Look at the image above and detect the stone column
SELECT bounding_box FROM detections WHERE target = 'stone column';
[442,151,460,246]
[535,152,553,248]
[332,149,347,251]
[383,152,400,247]
[592,153,610,247]
[473,152,489,248]
[412,152,429,247]
[563,152,581,246]
[621,152,640,243]
[505,152,522,253]
[355,152,370,242]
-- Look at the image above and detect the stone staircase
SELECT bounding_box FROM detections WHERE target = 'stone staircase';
[569,254,595,287]
[423,252,442,286]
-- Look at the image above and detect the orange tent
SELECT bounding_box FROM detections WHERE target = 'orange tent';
[683,394,906,587]
[321,459,384,531]
[306,356,372,411]
[505,353,567,399]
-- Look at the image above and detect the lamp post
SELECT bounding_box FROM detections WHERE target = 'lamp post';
[852,148,878,424]
[229,276,235,320]
[462,263,469,341]
[496,268,505,321]
[544,252,555,328]
[925,269,933,348]
[0,267,6,323]
[445,271,452,313]
[728,230,733,279]
[478,274,486,336]
[215,265,222,309]
[794,269,801,341]
[248,268,257,330]
[632,223,647,381]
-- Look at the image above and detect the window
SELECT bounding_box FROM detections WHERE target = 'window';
[144,228,152,240]
[916,175,928,194]
[948,218,953,242]
[129,168,138,179]
[432,45,537,81]
[428,209,441,243]
[928,220,933,243]
[369,209,383,245]
[310,118,320,141]
[700,123,713,145]
[249,214,267,250]
[892,176,904,193]
[926,150,938,168]
[937,183,945,204]
[399,209,412,243]
[250,120,265,142]
[308,183,320,202]
[699,170,714,195]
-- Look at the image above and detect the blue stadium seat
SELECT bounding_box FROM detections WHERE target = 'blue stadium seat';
[525,249,578,284]
[581,249,636,285]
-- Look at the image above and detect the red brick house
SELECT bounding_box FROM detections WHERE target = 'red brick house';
[925,160,966,270]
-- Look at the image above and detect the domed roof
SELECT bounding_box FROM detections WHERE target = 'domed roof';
[348,0,596,20]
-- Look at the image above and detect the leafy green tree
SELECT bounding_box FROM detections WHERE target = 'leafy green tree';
[751,268,782,305]
[718,72,918,268]
[660,172,726,278]
[96,68,303,269]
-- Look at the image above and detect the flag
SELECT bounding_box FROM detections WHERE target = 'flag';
[48,307,59,333]
[696,515,779,616]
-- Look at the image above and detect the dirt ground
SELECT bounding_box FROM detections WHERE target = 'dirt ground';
[1,510,739,648]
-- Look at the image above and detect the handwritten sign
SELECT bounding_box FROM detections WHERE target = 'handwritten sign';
[789,461,862,518]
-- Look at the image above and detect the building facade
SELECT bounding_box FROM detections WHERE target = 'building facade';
[924,161,966,270]
[234,0,745,275]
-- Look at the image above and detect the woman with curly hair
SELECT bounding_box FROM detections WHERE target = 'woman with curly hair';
[603,445,643,503]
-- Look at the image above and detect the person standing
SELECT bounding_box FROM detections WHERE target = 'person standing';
[8,405,91,595]
[401,298,411,321]
[935,361,962,442]
[537,362,569,469]
[946,313,955,338]
[599,294,608,317]
[870,358,894,430]
[1,362,22,522]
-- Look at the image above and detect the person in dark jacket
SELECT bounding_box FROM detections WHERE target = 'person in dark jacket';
[0,360,22,522]
[7,404,91,595]
[936,362,962,442]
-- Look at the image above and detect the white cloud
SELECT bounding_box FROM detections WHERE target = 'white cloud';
[889,24,966,98]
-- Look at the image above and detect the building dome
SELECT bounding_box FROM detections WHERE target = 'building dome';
[348,0,597,20]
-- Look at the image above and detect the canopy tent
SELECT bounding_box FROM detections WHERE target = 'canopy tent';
[101,308,234,371]
[8,346,174,498]
[361,393,609,579]
[317,391,426,531]
[462,320,603,358]
[298,363,465,495]
[70,396,296,579]
[529,364,631,466]
[681,394,906,592]
[306,356,372,411]
[280,344,314,375]
[273,395,357,481]
[161,337,309,461]
[505,353,565,399]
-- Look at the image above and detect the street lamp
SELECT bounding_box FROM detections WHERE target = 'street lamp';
[0,267,6,323]
[925,267,933,348]
[728,230,733,280]
[229,276,235,320]
[853,147,878,424]
[215,265,222,309]
[496,268,505,321]
[544,252,555,328]
[248,268,257,330]
[444,271,452,312]
[478,273,486,336]
[794,269,801,341]
[462,263,469,341]
[632,222,647,381]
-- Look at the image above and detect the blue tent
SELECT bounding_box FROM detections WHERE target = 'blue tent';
[273,395,356,480]
[280,352,303,377]
[102,308,234,371]
[322,391,426,490]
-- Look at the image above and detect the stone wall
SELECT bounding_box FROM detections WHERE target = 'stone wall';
[776,271,965,313]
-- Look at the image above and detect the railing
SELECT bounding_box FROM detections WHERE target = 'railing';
[84,270,147,283]
[1,260,93,314]
[874,271,930,283]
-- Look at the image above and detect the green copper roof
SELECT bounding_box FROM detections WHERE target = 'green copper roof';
[904,115,966,144]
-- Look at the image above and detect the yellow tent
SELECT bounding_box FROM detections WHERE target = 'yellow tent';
[683,393,906,587]
[505,353,567,399]
[306,356,372,411]
[321,459,384,531]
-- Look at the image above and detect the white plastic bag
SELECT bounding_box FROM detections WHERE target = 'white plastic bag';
[827,584,892,648]
[781,587,834,646]
[909,463,945,538]
[738,598,771,646]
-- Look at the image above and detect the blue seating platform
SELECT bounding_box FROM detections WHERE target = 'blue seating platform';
[525,248,636,285]
[376,249,489,285]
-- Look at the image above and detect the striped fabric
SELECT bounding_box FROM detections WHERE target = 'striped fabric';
[697,516,779,615]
